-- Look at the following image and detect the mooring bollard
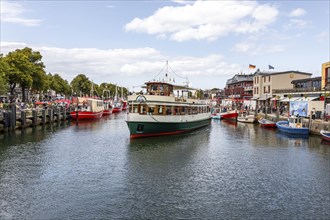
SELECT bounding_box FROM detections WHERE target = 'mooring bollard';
[21,111,26,128]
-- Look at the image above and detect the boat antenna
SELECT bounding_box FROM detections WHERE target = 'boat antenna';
[152,61,167,81]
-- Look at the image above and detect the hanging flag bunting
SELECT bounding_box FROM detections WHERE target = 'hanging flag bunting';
[249,64,256,69]
[269,65,275,70]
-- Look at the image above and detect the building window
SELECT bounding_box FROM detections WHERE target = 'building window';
[268,76,271,82]
[268,85,270,93]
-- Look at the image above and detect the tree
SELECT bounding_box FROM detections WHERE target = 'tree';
[4,47,46,101]
[0,54,9,95]
[195,89,204,99]
[49,73,71,96]
[70,74,92,97]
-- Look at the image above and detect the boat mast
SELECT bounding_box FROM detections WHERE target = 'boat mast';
[115,84,117,101]
[165,60,169,82]
[90,80,94,97]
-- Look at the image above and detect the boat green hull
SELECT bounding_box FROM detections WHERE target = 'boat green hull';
[127,118,211,138]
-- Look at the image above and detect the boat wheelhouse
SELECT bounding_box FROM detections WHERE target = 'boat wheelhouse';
[126,76,211,138]
[70,98,104,120]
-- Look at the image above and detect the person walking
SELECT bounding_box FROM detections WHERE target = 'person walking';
[312,108,316,120]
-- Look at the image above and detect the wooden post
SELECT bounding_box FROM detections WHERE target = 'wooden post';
[32,110,37,126]
[63,107,67,121]
[11,103,16,129]
[48,109,53,122]
[21,111,27,128]
[55,109,60,122]
[42,109,46,124]
[3,111,9,131]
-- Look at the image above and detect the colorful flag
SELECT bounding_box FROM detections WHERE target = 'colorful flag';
[249,64,256,69]
[269,65,274,70]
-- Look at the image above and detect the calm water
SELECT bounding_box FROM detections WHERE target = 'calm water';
[0,113,329,219]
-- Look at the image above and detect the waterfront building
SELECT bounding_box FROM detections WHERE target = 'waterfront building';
[224,73,254,100]
[291,77,322,91]
[321,61,330,89]
[252,70,312,108]
[203,88,224,102]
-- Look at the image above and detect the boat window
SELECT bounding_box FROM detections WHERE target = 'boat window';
[166,106,172,115]
[148,107,154,114]
[158,105,163,114]
[130,104,139,113]
[139,104,147,114]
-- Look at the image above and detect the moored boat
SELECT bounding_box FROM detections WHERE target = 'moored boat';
[102,100,113,116]
[71,98,104,120]
[126,62,211,138]
[211,113,221,119]
[220,110,238,120]
[211,108,221,119]
[237,114,256,123]
[320,130,330,142]
[276,116,309,135]
[258,118,276,128]
[112,101,123,113]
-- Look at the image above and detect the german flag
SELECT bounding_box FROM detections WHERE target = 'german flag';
[249,64,256,69]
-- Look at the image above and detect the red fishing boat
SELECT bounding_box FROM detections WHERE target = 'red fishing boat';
[102,100,113,116]
[112,101,122,113]
[70,98,104,120]
[258,118,277,128]
[220,110,238,120]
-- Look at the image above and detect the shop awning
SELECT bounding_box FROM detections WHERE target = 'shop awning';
[294,97,319,101]
[279,97,300,102]
[258,95,272,101]
[251,97,260,100]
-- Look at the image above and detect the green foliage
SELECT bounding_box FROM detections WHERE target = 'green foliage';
[70,74,92,96]
[49,73,71,96]
[0,54,9,95]
[3,47,46,101]
[195,89,204,99]
[2,48,128,100]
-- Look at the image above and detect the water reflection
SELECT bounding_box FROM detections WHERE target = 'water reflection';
[0,114,329,219]
[124,128,212,219]
[0,122,70,147]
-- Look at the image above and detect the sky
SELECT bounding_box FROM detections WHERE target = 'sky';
[1,0,329,91]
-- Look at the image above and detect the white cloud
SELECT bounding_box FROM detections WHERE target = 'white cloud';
[233,42,285,55]
[233,43,252,53]
[289,8,306,17]
[124,0,278,41]
[0,0,42,26]
[1,41,240,89]
[285,19,309,29]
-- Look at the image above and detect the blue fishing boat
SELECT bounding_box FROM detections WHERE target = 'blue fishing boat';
[276,116,309,135]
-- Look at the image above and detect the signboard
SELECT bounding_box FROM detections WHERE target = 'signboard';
[290,101,308,117]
